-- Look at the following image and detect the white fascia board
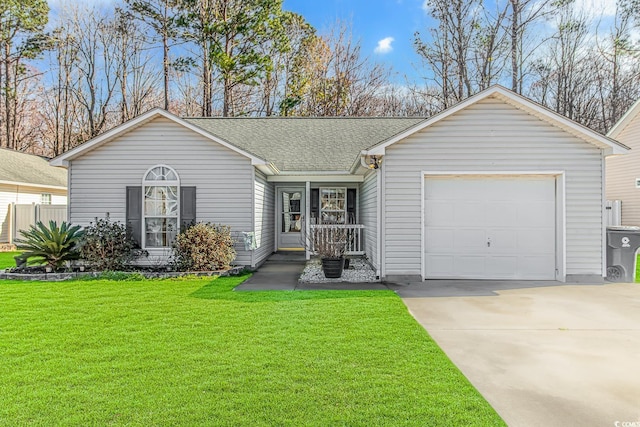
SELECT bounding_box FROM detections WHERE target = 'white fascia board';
[255,163,279,176]
[50,108,269,167]
[608,98,640,139]
[267,174,364,183]
[365,85,629,156]
[0,180,67,191]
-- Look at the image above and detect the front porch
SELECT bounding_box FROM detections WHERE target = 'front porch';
[307,224,365,257]
[276,185,368,259]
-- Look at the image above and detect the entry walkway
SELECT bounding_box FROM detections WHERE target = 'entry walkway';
[235,252,388,291]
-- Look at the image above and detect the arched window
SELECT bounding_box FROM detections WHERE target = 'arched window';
[143,165,179,248]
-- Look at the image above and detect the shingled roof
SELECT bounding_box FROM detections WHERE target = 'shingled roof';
[0,148,67,188]
[185,117,425,172]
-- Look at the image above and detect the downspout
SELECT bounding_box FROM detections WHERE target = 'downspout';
[601,149,607,278]
[377,161,384,280]
[305,181,311,260]
[251,167,256,268]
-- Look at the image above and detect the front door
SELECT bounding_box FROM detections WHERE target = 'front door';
[277,188,305,250]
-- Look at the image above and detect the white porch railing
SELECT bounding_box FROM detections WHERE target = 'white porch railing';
[309,224,365,255]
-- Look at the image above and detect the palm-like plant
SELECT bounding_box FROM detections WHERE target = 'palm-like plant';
[16,221,84,270]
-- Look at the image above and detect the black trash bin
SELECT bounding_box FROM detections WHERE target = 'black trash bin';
[606,226,640,282]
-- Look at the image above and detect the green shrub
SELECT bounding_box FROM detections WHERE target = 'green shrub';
[16,221,84,270]
[172,223,236,271]
[79,215,145,270]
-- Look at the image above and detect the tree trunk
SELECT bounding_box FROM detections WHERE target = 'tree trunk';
[510,0,519,92]
[163,31,170,111]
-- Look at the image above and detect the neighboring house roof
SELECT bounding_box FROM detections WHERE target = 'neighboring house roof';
[607,98,640,139]
[366,85,629,156]
[0,148,67,189]
[185,117,424,172]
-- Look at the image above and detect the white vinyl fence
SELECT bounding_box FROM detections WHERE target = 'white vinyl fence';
[10,203,68,243]
[605,200,622,227]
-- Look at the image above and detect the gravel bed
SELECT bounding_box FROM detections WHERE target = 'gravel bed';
[299,258,379,283]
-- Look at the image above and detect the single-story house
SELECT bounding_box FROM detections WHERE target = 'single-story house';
[51,85,628,282]
[606,100,640,225]
[1,148,68,243]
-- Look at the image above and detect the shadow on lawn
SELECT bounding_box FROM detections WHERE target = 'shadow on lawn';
[190,278,396,303]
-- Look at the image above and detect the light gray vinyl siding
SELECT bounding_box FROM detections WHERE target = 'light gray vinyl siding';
[253,169,275,266]
[69,116,254,266]
[383,97,604,278]
[606,116,640,225]
[359,170,378,271]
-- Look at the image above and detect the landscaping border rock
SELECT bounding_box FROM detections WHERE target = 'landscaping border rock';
[299,258,379,283]
[0,266,245,281]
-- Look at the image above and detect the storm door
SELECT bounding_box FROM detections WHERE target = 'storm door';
[277,188,305,250]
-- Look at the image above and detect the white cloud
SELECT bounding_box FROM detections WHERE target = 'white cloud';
[374,37,395,54]
[571,0,617,19]
[47,0,119,9]
[421,0,429,12]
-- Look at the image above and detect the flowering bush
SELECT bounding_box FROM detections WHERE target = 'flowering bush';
[171,223,236,271]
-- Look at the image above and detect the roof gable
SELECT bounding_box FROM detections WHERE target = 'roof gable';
[50,108,268,168]
[366,85,629,156]
[608,98,640,140]
[0,148,67,189]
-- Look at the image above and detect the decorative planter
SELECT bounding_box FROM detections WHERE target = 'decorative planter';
[321,257,344,279]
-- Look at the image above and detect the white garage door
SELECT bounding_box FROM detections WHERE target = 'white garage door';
[424,175,556,280]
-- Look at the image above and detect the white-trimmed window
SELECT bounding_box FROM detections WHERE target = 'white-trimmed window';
[320,187,346,224]
[41,193,52,205]
[143,165,179,248]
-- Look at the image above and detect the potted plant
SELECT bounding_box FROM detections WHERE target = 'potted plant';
[307,226,350,278]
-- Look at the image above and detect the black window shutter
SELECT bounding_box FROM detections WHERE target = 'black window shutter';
[310,188,320,224]
[180,186,196,231]
[347,188,357,224]
[126,186,142,247]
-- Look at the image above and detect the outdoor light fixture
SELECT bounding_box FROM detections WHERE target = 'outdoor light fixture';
[369,155,381,169]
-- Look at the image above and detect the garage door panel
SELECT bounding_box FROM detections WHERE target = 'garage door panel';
[425,228,453,251]
[454,228,487,253]
[425,176,556,280]
[486,203,517,226]
[426,255,454,275]
[488,229,517,251]
[455,256,486,275]
[519,256,555,278]
[517,201,555,226]
[486,256,518,277]
[518,228,555,253]
[425,201,454,226]
[453,202,485,226]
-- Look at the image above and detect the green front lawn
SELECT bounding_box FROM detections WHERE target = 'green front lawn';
[0,275,503,425]
[0,251,20,269]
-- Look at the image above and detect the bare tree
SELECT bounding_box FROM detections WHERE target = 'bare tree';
[507,0,559,93]
[112,8,162,122]
[0,0,49,149]
[290,20,391,116]
[125,0,180,111]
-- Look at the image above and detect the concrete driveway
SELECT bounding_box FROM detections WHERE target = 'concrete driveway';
[394,281,640,426]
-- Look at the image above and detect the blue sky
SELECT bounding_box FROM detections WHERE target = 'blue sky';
[283,0,431,80]
[46,0,619,83]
